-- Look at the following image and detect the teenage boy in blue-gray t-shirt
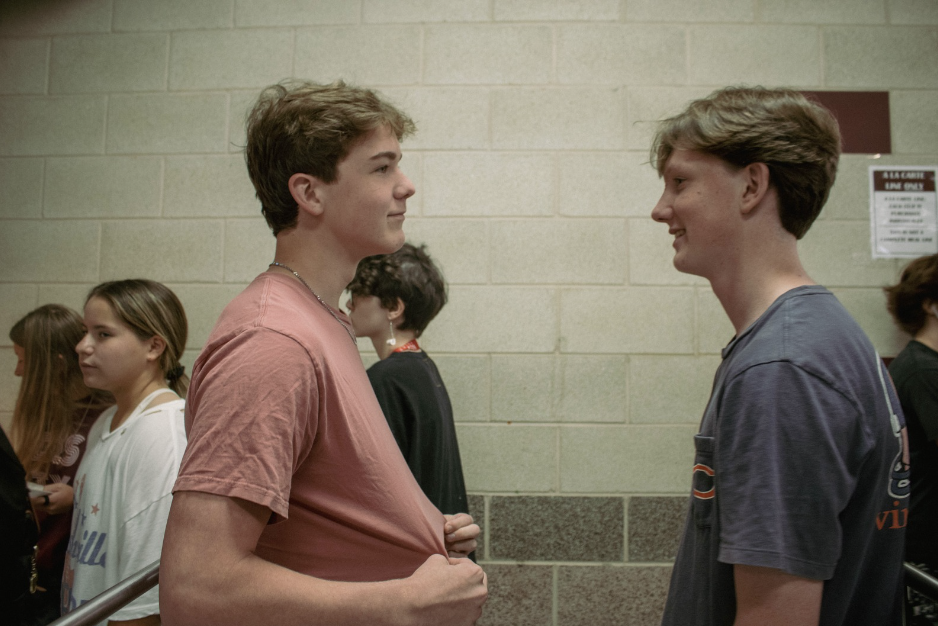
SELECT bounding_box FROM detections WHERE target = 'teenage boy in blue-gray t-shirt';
[650,87,908,626]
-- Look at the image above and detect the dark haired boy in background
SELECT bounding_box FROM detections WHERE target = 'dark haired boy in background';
[347,243,470,528]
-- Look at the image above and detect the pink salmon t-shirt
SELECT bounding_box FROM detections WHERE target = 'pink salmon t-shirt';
[174,273,447,582]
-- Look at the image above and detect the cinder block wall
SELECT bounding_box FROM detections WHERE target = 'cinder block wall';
[1,1,936,624]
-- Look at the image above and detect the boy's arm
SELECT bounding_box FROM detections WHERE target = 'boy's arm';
[159,491,487,626]
[733,564,822,626]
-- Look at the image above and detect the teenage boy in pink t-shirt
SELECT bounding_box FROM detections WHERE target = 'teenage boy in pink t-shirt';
[160,81,487,626]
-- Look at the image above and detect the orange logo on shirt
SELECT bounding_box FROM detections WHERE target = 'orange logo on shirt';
[692,463,715,499]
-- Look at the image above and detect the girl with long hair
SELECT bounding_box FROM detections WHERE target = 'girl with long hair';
[9,304,110,625]
[61,280,188,626]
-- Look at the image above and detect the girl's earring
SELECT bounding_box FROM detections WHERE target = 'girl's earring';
[386,321,396,347]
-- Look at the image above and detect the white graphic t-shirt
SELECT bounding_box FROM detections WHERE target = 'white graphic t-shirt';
[62,390,186,622]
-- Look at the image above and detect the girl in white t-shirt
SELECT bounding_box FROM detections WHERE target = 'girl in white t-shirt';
[62,280,189,626]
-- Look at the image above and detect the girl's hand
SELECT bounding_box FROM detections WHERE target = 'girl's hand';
[30,482,74,516]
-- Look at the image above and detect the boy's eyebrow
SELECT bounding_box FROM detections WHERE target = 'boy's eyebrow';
[369,150,400,161]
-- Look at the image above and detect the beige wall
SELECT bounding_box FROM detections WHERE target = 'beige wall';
[1,0,936,503]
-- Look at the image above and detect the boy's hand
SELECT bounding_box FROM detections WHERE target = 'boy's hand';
[402,554,487,626]
[443,513,479,558]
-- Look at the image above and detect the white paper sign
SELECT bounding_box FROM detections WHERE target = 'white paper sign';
[869,166,938,258]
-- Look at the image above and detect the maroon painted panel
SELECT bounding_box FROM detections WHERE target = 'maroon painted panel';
[801,90,891,155]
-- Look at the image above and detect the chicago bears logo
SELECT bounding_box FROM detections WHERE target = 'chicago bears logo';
[692,463,715,500]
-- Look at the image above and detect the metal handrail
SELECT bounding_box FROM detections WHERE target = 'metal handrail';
[906,561,938,601]
[47,560,160,626]
[42,559,938,625]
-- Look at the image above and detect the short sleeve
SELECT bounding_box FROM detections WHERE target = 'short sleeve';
[175,328,319,519]
[715,362,870,580]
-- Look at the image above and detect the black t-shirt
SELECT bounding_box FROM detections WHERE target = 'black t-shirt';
[888,339,938,564]
[0,426,38,624]
[367,351,469,517]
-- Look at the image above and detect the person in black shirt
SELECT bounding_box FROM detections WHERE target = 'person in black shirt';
[885,254,938,625]
[347,243,470,524]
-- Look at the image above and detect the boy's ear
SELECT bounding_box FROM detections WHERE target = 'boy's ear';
[387,297,406,321]
[288,173,326,217]
[740,162,771,214]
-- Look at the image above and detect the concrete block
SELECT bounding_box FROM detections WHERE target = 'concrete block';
[114,0,234,30]
[629,355,720,425]
[891,91,938,154]
[432,355,490,422]
[100,219,224,282]
[0,349,20,411]
[489,496,624,561]
[168,283,246,349]
[401,218,489,284]
[295,26,421,86]
[627,0,754,22]
[382,87,489,150]
[689,26,820,87]
[50,33,167,93]
[697,288,735,354]
[457,423,557,492]
[170,29,293,91]
[888,0,938,25]
[560,425,696,492]
[164,155,260,218]
[432,286,558,353]
[560,287,695,354]
[228,90,258,154]
[0,220,100,282]
[558,152,661,218]
[557,565,672,625]
[494,0,620,21]
[831,287,908,357]
[557,355,628,423]
[44,156,162,218]
[423,152,553,217]
[493,88,625,150]
[557,25,686,86]
[627,86,715,151]
[36,284,97,314]
[0,284,39,346]
[0,95,106,156]
[476,564,553,626]
[491,355,556,422]
[364,0,490,23]
[763,0,885,23]
[492,219,627,284]
[223,218,276,283]
[0,1,111,36]
[628,496,688,562]
[0,38,49,94]
[799,220,899,287]
[629,218,708,286]
[824,27,938,88]
[107,94,228,154]
[235,0,358,26]
[0,158,43,218]
[425,25,552,85]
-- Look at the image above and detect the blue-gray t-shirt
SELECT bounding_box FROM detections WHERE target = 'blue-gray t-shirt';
[662,286,908,626]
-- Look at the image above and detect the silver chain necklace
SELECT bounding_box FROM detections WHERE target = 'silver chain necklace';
[268,262,357,345]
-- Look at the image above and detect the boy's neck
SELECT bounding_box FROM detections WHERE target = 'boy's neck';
[272,231,358,309]
[709,237,815,335]
[372,328,418,360]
